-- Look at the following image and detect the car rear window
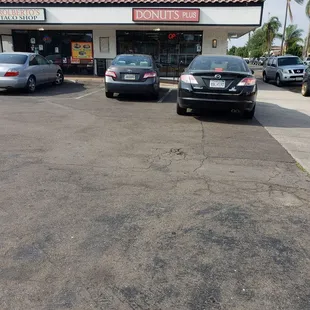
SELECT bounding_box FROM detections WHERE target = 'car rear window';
[112,55,152,67]
[189,56,249,73]
[0,54,27,64]
[278,57,303,66]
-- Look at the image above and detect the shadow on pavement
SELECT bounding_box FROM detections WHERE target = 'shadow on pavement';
[115,88,169,103]
[0,81,88,97]
[257,101,310,128]
[194,102,310,128]
[257,78,302,93]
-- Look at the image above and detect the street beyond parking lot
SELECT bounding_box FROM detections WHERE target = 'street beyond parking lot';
[0,81,310,310]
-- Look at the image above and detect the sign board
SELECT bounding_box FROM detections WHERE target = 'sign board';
[0,8,45,22]
[132,9,200,22]
[71,42,93,60]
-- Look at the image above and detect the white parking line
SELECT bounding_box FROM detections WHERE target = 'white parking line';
[75,88,103,100]
[158,88,172,103]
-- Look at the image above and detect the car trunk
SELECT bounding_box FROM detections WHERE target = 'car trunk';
[112,66,154,82]
[0,64,23,77]
[190,71,251,94]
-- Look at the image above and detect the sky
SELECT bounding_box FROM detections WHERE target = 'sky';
[230,0,310,47]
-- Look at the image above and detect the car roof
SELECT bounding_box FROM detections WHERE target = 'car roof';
[117,54,152,58]
[195,55,244,60]
[1,52,33,56]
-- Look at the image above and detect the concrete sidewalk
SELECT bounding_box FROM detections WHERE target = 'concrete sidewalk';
[64,75,178,88]
[256,80,310,173]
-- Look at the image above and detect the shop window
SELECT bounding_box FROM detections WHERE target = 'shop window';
[116,30,203,77]
[12,30,94,75]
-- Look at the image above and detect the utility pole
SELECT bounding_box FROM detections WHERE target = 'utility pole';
[281,0,289,55]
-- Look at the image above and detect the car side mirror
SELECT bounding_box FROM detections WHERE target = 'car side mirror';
[48,60,53,64]
[251,69,254,74]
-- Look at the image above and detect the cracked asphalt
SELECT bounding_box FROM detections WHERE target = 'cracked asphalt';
[1,83,310,310]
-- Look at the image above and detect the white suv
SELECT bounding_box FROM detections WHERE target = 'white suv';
[263,56,307,87]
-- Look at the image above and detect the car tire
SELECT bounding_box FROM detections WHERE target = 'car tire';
[263,72,269,83]
[53,70,64,86]
[276,74,282,87]
[106,91,114,98]
[25,76,36,93]
[301,82,310,97]
[176,103,187,116]
[243,105,255,119]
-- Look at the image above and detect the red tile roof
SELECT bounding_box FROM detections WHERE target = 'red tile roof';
[0,0,264,4]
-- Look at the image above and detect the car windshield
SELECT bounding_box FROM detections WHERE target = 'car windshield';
[189,56,249,72]
[278,57,303,66]
[0,54,27,64]
[112,55,152,67]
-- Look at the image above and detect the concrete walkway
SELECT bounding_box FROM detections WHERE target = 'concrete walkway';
[256,80,310,173]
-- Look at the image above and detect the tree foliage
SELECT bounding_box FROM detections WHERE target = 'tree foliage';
[228,46,237,55]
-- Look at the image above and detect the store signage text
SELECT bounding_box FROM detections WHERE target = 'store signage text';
[132,9,200,22]
[0,8,45,22]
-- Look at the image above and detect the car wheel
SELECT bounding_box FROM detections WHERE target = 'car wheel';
[176,103,187,116]
[301,82,310,97]
[276,75,282,87]
[243,105,256,119]
[106,91,114,98]
[25,76,36,93]
[263,72,269,83]
[54,70,64,86]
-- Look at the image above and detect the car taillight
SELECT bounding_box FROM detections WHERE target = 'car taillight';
[105,70,117,79]
[237,77,256,86]
[143,72,157,79]
[180,74,198,84]
[4,70,19,77]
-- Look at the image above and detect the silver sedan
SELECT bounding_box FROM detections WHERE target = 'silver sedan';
[0,52,64,93]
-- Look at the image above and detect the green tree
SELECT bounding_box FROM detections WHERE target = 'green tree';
[280,24,304,52]
[287,42,303,56]
[281,0,304,55]
[248,28,265,57]
[262,16,282,56]
[235,46,249,58]
[228,46,237,55]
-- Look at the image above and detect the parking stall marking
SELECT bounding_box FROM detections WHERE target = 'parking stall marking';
[75,88,104,100]
[158,88,173,103]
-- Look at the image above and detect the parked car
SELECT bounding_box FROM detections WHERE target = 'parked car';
[263,55,307,87]
[105,54,160,99]
[303,57,310,67]
[301,66,310,96]
[177,55,257,118]
[0,52,64,93]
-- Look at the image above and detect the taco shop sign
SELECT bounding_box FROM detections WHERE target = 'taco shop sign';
[0,8,46,22]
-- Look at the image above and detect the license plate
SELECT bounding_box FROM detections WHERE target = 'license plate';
[296,77,303,81]
[124,74,136,80]
[210,80,225,88]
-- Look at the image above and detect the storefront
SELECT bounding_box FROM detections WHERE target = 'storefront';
[0,0,264,76]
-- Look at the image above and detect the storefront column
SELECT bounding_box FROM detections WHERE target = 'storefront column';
[202,30,228,55]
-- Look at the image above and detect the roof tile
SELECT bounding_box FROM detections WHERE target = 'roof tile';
[0,0,263,4]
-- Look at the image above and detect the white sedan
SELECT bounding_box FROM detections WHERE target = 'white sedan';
[0,52,64,93]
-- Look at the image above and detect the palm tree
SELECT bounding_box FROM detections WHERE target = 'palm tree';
[280,0,304,55]
[280,24,304,53]
[263,16,282,56]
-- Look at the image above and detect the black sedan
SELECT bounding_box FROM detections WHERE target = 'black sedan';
[301,66,310,96]
[177,55,257,118]
[105,54,160,99]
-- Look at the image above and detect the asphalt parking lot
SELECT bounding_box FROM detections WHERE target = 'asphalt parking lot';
[1,81,310,310]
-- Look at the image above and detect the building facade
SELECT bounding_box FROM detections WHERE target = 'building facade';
[0,0,264,76]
